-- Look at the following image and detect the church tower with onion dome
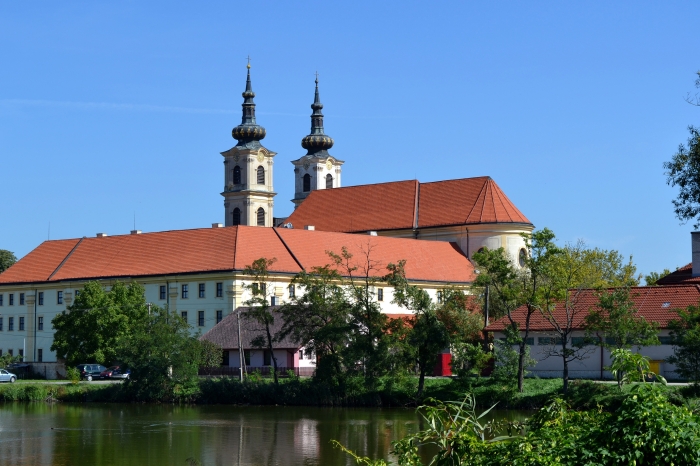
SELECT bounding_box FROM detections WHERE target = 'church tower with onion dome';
[221,63,277,227]
[291,75,344,210]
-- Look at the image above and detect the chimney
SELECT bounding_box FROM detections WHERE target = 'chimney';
[693,232,700,277]
[304,225,315,231]
[130,230,142,235]
[96,233,108,238]
[212,223,223,228]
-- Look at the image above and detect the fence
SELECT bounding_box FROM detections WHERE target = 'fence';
[199,366,316,378]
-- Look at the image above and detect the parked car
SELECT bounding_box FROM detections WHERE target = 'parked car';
[76,364,107,381]
[0,369,17,383]
[100,366,130,380]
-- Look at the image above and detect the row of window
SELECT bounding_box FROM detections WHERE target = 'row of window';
[0,349,44,362]
[231,165,266,185]
[0,291,72,306]
[0,316,45,332]
[159,283,225,300]
[302,173,334,192]
[501,336,676,346]
[179,310,224,326]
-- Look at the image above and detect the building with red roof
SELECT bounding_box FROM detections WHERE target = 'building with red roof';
[484,285,700,380]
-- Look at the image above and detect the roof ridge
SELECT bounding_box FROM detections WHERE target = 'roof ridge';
[479,178,490,223]
[489,178,514,222]
[413,180,420,230]
[273,228,305,271]
[47,237,85,281]
[419,176,490,186]
[465,178,488,223]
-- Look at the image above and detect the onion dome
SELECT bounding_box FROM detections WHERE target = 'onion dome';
[232,64,266,147]
[301,76,334,155]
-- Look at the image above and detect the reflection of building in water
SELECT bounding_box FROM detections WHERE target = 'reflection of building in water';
[294,417,320,458]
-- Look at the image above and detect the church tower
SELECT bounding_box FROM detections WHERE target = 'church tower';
[291,76,344,209]
[221,63,277,227]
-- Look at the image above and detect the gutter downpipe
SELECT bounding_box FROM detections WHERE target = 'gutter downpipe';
[238,307,244,382]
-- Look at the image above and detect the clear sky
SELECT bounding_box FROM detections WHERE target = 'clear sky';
[1,1,699,277]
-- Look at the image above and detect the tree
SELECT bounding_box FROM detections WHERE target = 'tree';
[644,268,672,285]
[473,228,561,393]
[51,281,150,366]
[242,257,280,385]
[386,260,450,398]
[0,250,17,274]
[585,287,659,351]
[664,72,700,227]
[278,265,352,382]
[121,305,204,401]
[668,304,700,385]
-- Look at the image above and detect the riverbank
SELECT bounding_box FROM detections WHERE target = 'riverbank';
[0,376,693,409]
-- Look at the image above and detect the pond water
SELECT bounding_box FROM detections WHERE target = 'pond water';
[0,403,531,465]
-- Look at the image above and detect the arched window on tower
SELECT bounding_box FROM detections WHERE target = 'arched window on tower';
[232,208,241,226]
[303,174,311,192]
[326,173,333,189]
[257,166,265,185]
[257,207,265,226]
[233,166,241,185]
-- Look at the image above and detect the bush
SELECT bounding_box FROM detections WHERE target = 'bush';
[66,367,80,385]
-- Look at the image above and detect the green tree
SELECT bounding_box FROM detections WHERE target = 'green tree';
[668,303,700,385]
[0,249,17,273]
[644,268,672,285]
[278,265,352,382]
[386,260,450,398]
[473,228,561,393]
[664,71,700,227]
[242,257,280,385]
[50,281,150,366]
[121,305,203,401]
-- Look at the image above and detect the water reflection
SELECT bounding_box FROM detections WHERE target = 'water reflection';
[0,403,531,465]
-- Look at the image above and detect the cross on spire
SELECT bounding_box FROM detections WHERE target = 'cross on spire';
[314,71,319,83]
[246,55,251,69]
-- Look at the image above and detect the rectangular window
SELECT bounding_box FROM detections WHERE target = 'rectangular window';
[216,282,223,298]
[38,292,44,306]
[181,311,188,323]
[38,316,43,331]
[270,296,277,306]
[181,284,188,299]
[288,284,295,298]
[538,337,562,346]
[57,291,63,305]
[436,291,443,303]
[75,290,80,298]
[37,349,43,363]
[0,317,3,331]
[8,317,13,331]
[216,310,223,324]
[198,283,205,298]
[571,337,591,347]
[222,350,229,366]
[18,349,23,361]
[198,310,204,327]
[0,350,2,356]
[19,317,24,331]
[0,294,3,306]
[19,293,24,306]
[244,349,251,366]
[159,286,166,300]
[9,294,14,306]
[8,349,12,357]
[263,350,272,366]
[377,288,384,301]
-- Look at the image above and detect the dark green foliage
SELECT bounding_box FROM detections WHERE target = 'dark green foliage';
[0,249,17,273]
[50,281,150,366]
[668,304,700,385]
[644,268,671,285]
[665,124,700,228]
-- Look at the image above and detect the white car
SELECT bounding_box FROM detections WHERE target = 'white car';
[0,369,17,383]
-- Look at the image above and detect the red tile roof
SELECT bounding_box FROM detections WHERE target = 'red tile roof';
[285,177,531,233]
[655,263,700,285]
[484,285,700,332]
[0,226,474,285]
[276,228,474,283]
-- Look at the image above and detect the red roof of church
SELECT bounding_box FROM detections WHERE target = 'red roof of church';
[285,177,531,233]
[484,285,700,332]
[0,226,474,285]
[655,263,700,285]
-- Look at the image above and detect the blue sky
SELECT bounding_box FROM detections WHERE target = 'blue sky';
[1,1,699,277]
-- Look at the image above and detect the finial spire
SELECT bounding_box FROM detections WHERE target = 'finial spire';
[232,60,266,147]
[301,73,334,156]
